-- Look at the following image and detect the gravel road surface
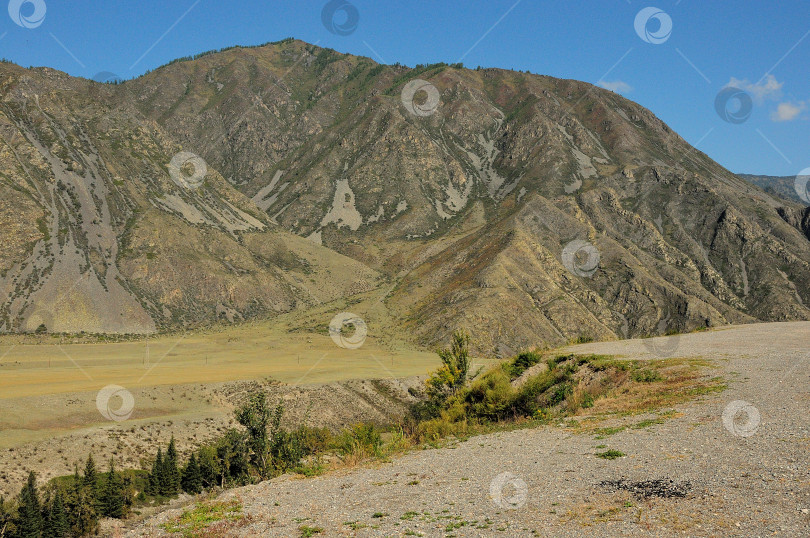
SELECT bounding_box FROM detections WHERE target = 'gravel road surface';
[125,321,810,537]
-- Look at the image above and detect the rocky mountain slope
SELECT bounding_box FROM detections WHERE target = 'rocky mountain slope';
[0,59,379,333]
[739,173,808,206]
[1,39,809,351]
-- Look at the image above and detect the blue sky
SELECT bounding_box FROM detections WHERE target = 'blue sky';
[1,0,807,176]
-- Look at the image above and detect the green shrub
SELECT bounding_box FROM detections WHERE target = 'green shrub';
[548,382,574,406]
[505,351,542,378]
[335,423,382,458]
[465,369,514,420]
[269,430,305,473]
[632,369,662,383]
[292,426,333,455]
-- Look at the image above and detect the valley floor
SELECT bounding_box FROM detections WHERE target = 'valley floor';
[123,321,810,537]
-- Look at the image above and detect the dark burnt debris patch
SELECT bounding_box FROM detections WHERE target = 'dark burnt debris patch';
[599,478,691,500]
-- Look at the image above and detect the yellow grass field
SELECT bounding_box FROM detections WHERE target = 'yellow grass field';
[0,304,504,496]
[0,321,441,401]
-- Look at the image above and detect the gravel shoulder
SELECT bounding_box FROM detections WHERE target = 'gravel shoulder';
[125,321,810,537]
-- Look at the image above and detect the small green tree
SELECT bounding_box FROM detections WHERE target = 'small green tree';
[146,448,163,496]
[427,330,471,398]
[66,462,98,536]
[45,490,69,537]
[15,471,43,538]
[101,458,124,519]
[235,393,272,479]
[164,437,181,495]
[82,453,99,507]
[215,430,250,487]
[181,453,203,494]
[121,474,135,514]
[70,486,98,537]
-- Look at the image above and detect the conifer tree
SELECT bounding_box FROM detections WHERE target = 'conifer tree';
[82,454,99,504]
[46,491,69,538]
[64,460,99,536]
[121,473,135,514]
[39,490,52,537]
[101,458,124,519]
[82,454,97,488]
[181,453,203,494]
[165,437,181,495]
[15,471,43,538]
[70,486,98,537]
[147,448,163,496]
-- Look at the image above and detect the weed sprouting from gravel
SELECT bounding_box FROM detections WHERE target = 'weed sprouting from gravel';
[298,524,324,537]
[595,449,625,460]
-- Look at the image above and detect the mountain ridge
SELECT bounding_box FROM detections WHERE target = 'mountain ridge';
[1,39,808,352]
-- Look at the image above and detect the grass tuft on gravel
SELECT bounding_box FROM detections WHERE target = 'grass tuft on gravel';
[161,499,243,537]
[595,449,625,460]
[298,525,324,537]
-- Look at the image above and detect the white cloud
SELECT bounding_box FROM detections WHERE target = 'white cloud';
[726,74,783,103]
[598,80,632,94]
[770,101,806,122]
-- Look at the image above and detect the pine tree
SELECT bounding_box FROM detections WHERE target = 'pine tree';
[70,487,98,537]
[164,437,181,495]
[46,491,69,538]
[15,471,43,538]
[68,461,99,536]
[121,474,135,514]
[82,454,99,502]
[39,490,51,537]
[82,454,97,488]
[181,453,203,494]
[147,448,163,497]
[101,458,124,519]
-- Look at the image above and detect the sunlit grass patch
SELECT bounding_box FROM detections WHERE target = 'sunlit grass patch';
[161,499,243,537]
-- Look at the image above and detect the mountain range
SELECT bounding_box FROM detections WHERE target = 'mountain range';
[1,38,809,353]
